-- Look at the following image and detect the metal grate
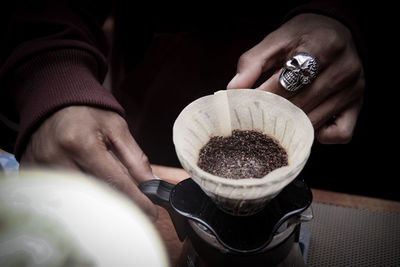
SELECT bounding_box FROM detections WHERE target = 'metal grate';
[305,203,400,266]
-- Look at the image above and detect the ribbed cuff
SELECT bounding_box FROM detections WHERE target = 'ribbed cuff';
[12,49,125,160]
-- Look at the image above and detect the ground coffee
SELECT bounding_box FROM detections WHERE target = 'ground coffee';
[197,130,288,179]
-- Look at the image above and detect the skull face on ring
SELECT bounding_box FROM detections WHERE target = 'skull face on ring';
[279,52,318,92]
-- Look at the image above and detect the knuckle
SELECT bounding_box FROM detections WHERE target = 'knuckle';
[357,78,366,94]
[238,50,257,66]
[353,79,365,98]
[330,38,346,55]
[57,131,80,151]
[346,74,365,102]
[105,114,130,136]
[238,52,251,66]
[104,174,127,192]
[114,115,129,130]
[301,27,347,58]
[334,126,353,144]
[124,152,152,183]
[346,60,364,81]
[139,152,150,166]
[57,128,97,153]
[127,152,150,172]
[308,114,320,129]
[323,27,348,54]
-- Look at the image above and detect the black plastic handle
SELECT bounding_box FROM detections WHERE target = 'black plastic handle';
[139,179,174,208]
[139,179,187,241]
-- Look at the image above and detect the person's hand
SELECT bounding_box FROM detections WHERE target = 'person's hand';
[20,106,158,221]
[227,13,365,144]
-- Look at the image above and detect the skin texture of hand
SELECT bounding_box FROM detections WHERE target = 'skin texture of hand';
[20,106,159,221]
[227,13,365,144]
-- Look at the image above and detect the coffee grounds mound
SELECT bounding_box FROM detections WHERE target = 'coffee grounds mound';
[197,130,288,179]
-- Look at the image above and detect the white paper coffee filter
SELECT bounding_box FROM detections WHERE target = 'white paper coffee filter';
[173,89,314,215]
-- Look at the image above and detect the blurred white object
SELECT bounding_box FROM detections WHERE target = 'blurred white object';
[0,169,169,267]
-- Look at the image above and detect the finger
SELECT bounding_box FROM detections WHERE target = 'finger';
[290,55,362,114]
[73,144,159,221]
[255,71,296,99]
[106,120,155,184]
[307,85,362,140]
[255,55,329,103]
[227,35,289,89]
[316,99,363,144]
[307,91,345,130]
[254,48,330,100]
[256,48,362,118]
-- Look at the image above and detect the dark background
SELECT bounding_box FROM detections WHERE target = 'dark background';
[301,5,398,201]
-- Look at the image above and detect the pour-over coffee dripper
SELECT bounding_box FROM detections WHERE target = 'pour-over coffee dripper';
[139,89,315,257]
[172,89,314,216]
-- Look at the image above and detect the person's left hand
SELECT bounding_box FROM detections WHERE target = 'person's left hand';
[227,13,365,144]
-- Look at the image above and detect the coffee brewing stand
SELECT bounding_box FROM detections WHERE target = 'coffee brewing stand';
[140,176,313,267]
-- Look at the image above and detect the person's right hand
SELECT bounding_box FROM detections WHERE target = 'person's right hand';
[20,106,158,221]
[227,14,365,144]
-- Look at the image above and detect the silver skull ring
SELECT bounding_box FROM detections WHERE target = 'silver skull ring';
[279,52,319,92]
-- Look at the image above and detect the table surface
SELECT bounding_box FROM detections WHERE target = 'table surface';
[150,164,400,266]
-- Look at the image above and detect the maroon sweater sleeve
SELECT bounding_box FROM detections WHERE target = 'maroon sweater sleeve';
[0,1,124,160]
